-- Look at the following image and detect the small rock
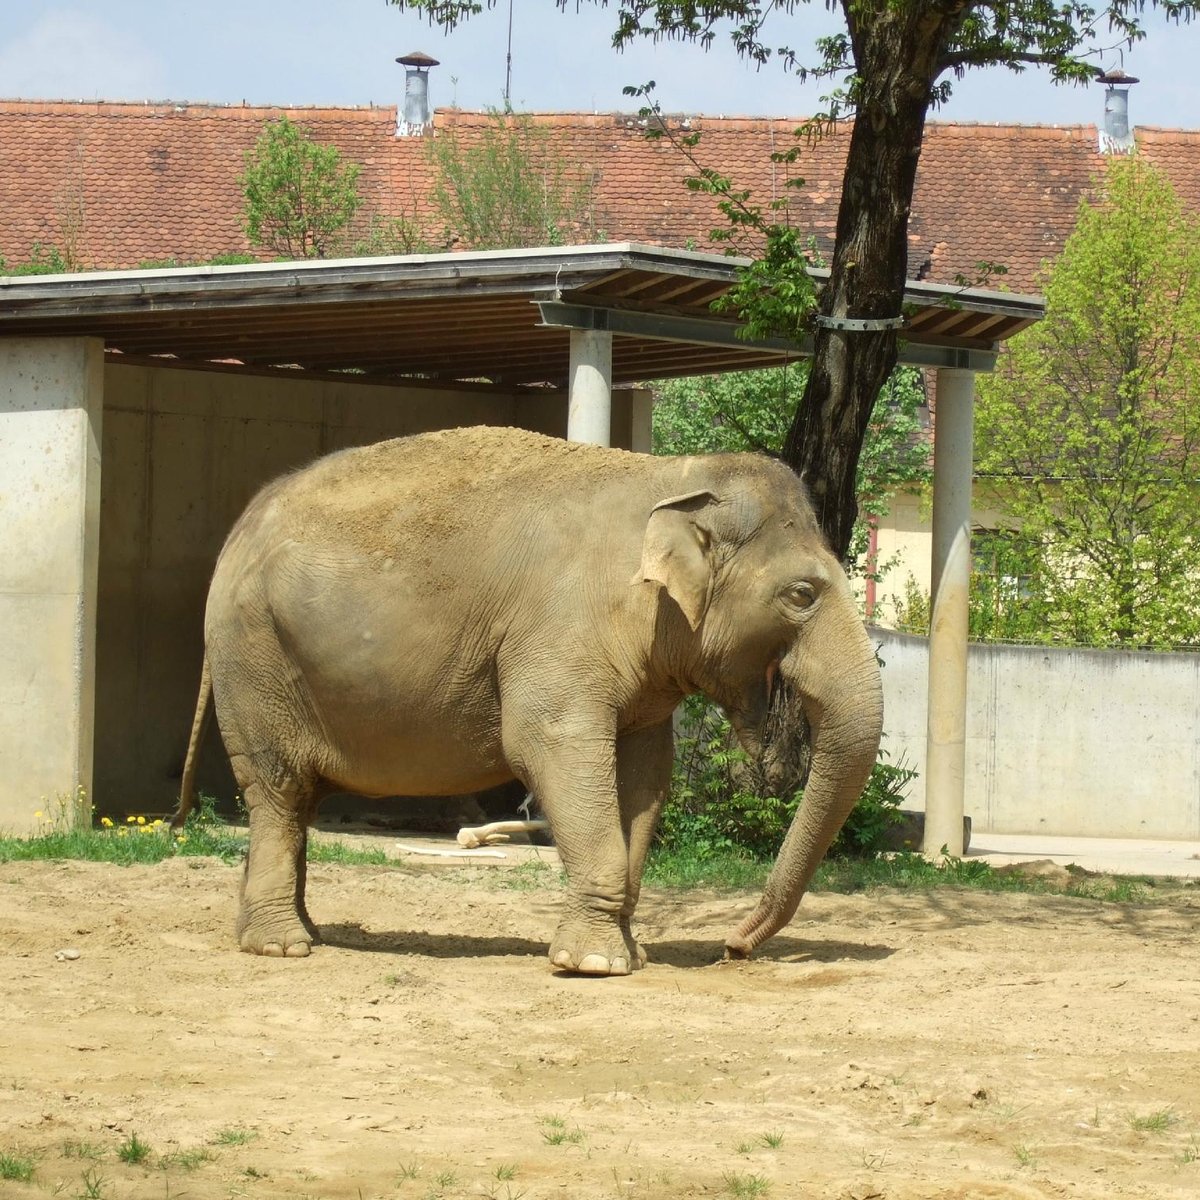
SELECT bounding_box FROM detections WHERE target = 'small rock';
[54,948,81,962]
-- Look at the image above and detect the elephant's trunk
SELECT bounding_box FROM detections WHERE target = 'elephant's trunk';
[726,622,883,959]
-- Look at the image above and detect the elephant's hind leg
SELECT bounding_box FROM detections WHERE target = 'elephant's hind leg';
[234,756,318,957]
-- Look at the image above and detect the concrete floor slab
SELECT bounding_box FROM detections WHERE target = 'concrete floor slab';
[967,832,1200,878]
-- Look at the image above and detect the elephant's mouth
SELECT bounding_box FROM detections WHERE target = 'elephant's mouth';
[752,674,812,797]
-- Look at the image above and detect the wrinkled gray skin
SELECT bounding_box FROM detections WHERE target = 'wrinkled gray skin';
[175,426,883,974]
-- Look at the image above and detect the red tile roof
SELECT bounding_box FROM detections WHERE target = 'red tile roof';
[2,100,1198,293]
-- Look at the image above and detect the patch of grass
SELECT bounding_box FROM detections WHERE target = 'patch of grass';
[307,840,390,866]
[117,1133,151,1165]
[422,1170,458,1199]
[1013,1143,1037,1168]
[0,793,392,869]
[77,1166,106,1198]
[492,860,562,892]
[483,1185,527,1200]
[646,842,1188,906]
[983,1098,1028,1124]
[722,1170,770,1198]
[1176,1134,1200,1164]
[758,1131,784,1149]
[1129,1107,1179,1133]
[211,1127,258,1147]
[0,1150,37,1181]
[645,846,770,890]
[396,1160,421,1181]
[493,1164,517,1181]
[62,1141,104,1161]
[157,1147,213,1172]
[0,793,245,866]
[539,1116,584,1147]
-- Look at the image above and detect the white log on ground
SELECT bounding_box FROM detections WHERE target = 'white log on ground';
[456,819,551,848]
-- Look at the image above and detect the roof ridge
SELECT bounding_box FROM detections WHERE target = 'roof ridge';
[0,98,397,118]
[0,100,1195,139]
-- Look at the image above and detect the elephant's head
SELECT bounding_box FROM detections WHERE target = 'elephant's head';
[639,456,884,958]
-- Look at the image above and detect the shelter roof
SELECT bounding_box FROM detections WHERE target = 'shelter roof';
[0,244,1042,387]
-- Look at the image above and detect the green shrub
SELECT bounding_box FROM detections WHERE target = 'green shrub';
[659,696,912,862]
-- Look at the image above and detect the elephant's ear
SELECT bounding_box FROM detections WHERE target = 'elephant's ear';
[634,490,718,630]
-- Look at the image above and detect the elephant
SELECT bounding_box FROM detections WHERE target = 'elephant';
[174,424,883,974]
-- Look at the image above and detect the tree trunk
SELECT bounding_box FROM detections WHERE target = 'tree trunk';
[783,2,965,560]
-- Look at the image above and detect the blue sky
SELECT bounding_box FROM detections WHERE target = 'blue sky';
[1,2,1196,128]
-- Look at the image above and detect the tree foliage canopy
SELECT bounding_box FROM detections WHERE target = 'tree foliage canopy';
[974,158,1200,648]
[427,109,601,249]
[240,115,363,258]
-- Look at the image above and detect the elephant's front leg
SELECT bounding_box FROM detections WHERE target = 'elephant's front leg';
[508,717,637,976]
[616,719,674,968]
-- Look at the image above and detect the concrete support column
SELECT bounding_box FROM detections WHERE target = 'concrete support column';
[923,367,975,858]
[0,338,104,832]
[629,387,654,454]
[567,328,613,446]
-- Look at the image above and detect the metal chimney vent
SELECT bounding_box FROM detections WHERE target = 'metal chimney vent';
[1097,68,1139,155]
[396,50,439,137]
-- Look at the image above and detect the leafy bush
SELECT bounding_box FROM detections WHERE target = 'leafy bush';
[1,242,71,275]
[658,696,912,862]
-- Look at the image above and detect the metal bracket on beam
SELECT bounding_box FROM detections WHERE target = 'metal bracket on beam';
[536,300,797,353]
[813,314,906,332]
[536,300,1000,373]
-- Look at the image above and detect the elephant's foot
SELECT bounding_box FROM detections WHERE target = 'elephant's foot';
[237,908,314,958]
[549,917,643,976]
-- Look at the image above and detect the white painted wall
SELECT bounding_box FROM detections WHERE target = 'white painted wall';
[871,490,1012,627]
[0,339,103,833]
[875,627,1200,840]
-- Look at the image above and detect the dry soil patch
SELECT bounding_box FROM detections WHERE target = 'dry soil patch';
[1,855,1198,1199]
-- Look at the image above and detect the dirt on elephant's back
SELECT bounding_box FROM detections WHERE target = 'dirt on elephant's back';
[2,854,1198,1199]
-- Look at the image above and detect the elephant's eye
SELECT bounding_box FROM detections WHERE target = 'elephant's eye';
[782,582,817,611]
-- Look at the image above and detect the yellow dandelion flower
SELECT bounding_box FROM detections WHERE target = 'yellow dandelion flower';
[100,816,114,828]
[126,815,136,823]
[175,834,188,845]
[117,827,128,838]
[135,815,146,826]
[34,811,44,820]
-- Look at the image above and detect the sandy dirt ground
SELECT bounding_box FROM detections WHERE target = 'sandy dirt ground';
[2,846,1198,1200]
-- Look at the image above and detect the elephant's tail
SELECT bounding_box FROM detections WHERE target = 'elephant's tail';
[171,657,212,832]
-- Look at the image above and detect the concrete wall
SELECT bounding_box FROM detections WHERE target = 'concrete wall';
[0,339,103,834]
[874,627,1200,840]
[92,362,649,815]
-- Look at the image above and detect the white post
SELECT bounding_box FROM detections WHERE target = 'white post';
[0,338,104,833]
[567,328,613,446]
[923,367,975,858]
